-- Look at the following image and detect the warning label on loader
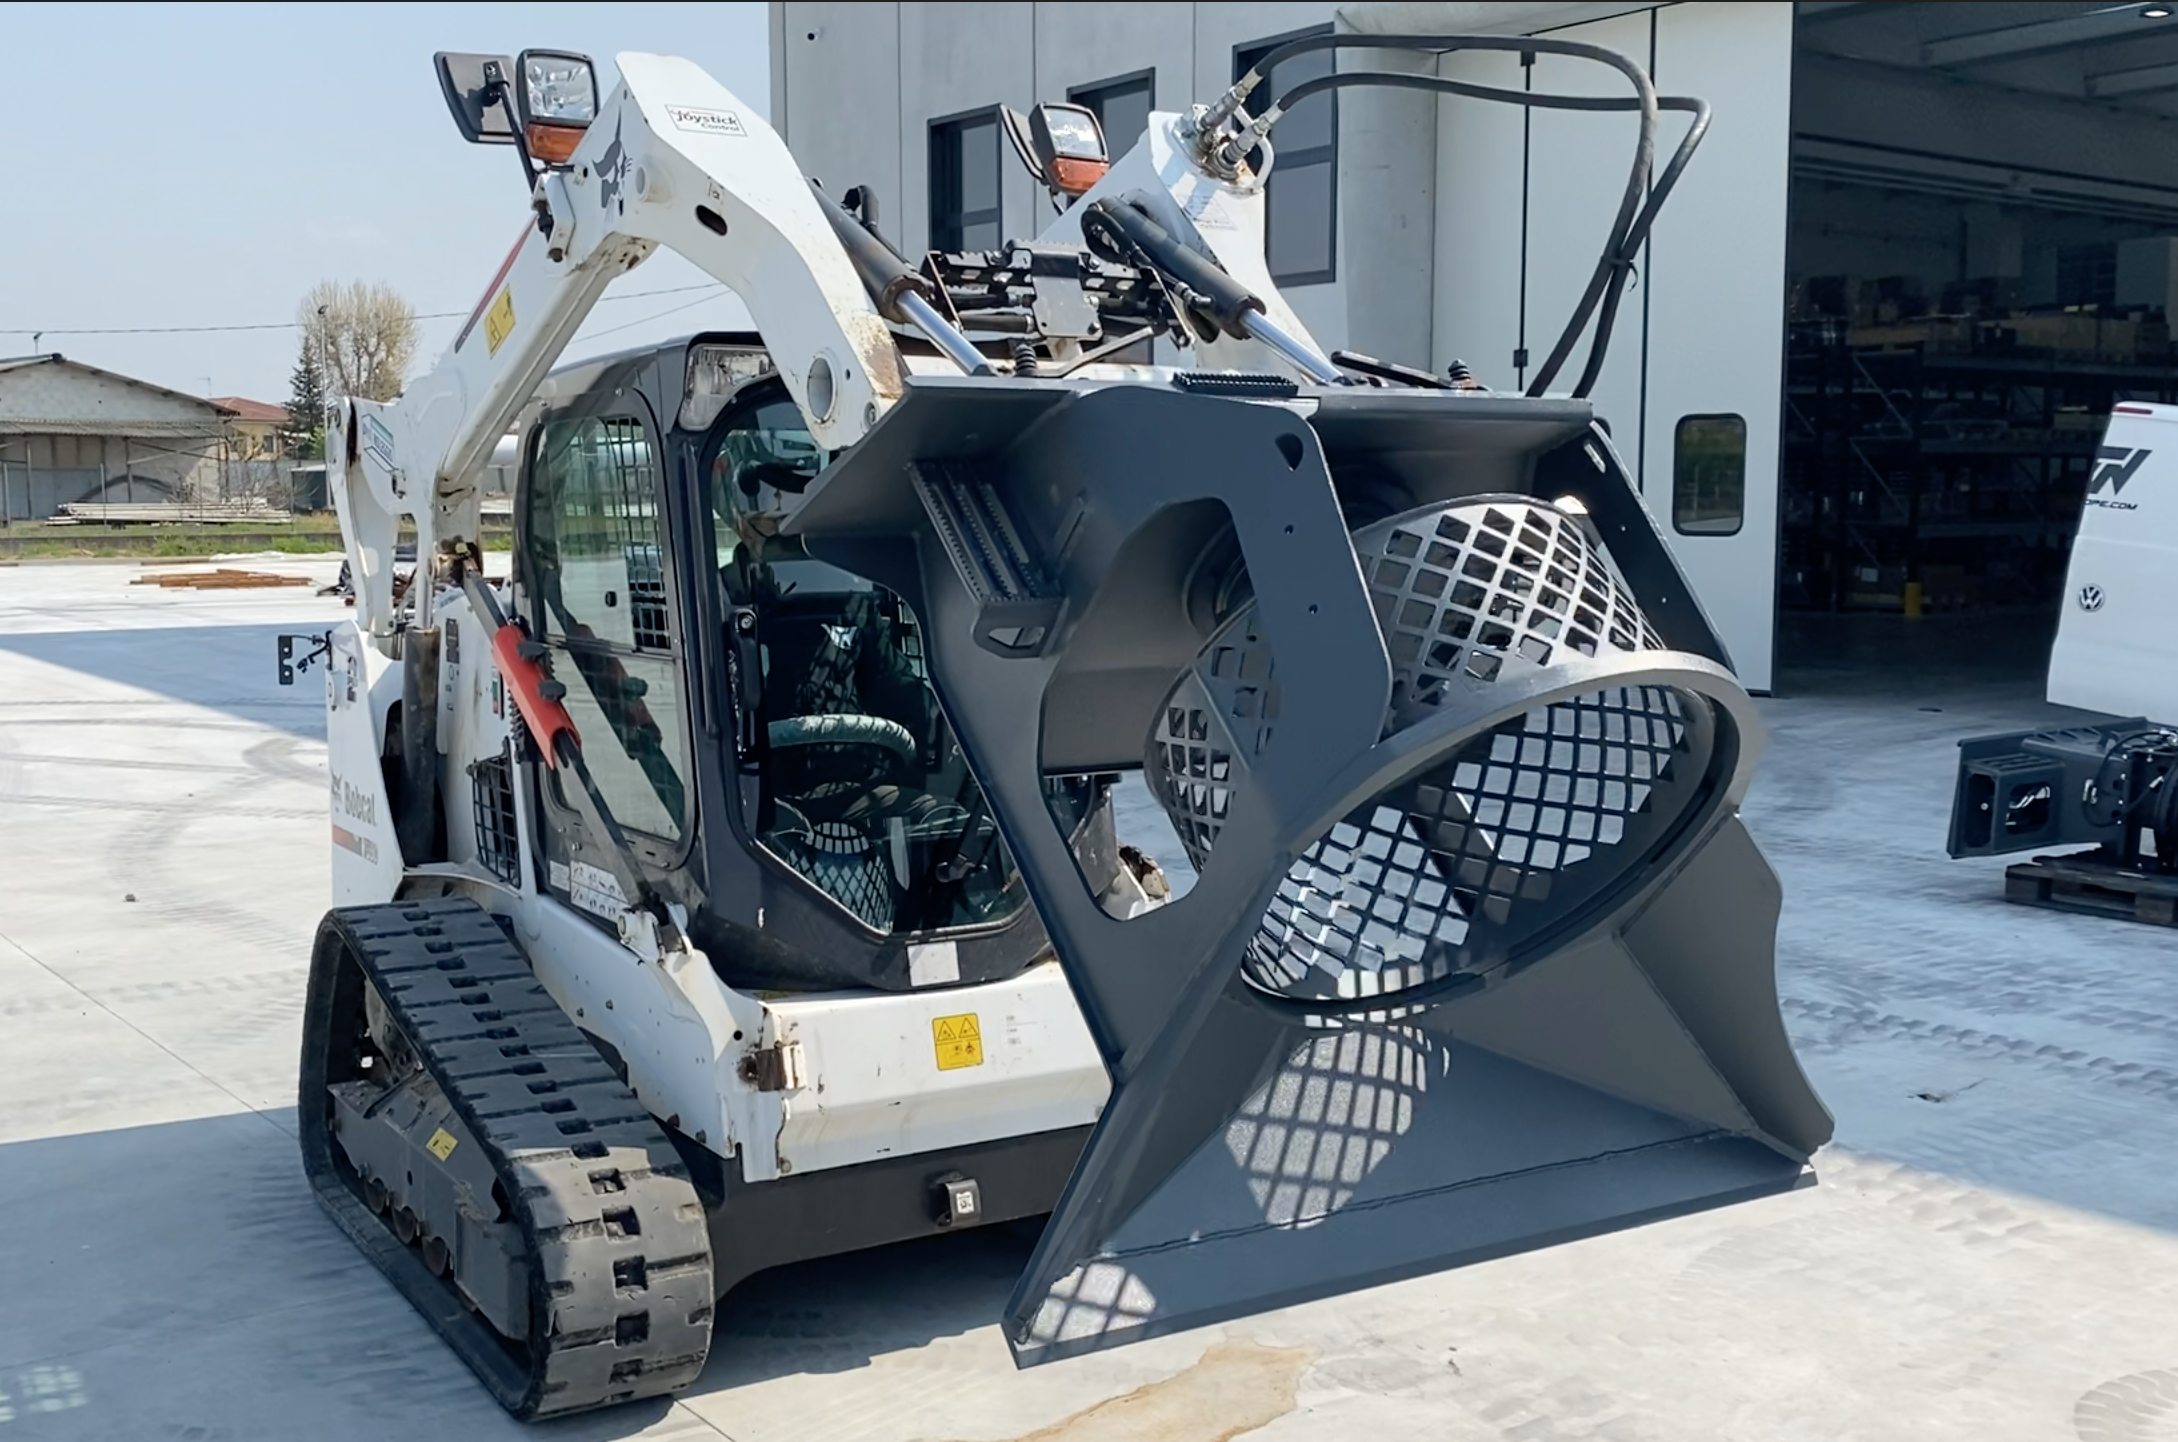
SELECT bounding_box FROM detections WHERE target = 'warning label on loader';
[932,1013,983,1071]
[426,1128,459,1162]
[484,288,517,356]
[550,859,629,921]
[360,414,395,473]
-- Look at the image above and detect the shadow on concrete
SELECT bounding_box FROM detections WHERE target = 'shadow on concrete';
[0,624,329,738]
[0,1107,1042,1440]
[1757,606,2178,1249]
[704,1224,1043,1383]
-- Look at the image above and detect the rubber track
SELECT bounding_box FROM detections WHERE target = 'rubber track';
[299,897,713,1419]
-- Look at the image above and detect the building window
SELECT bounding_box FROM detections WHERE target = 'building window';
[1673,414,1746,536]
[1070,69,1154,158]
[930,109,1003,252]
[1235,28,1337,286]
[1067,70,1158,363]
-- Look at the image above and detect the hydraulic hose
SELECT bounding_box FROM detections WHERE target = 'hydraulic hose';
[1215,33,1709,400]
[809,180,994,376]
[1263,73,1707,398]
[1081,196,1344,383]
[1081,197,1262,338]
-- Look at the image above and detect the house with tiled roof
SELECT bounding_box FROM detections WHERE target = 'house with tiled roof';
[210,395,292,462]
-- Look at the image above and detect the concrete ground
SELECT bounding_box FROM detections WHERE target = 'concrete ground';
[2,563,2175,1441]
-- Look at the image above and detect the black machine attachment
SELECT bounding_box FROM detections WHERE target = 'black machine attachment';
[1950,720,2178,868]
[786,374,1832,1364]
[779,29,1825,1366]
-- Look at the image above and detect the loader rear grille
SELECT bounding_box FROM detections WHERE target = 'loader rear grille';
[771,815,899,932]
[470,749,521,885]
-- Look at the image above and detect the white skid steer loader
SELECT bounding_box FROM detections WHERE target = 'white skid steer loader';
[285,38,1832,1420]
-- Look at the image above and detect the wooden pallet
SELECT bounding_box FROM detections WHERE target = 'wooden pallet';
[131,568,313,591]
[2005,851,2178,927]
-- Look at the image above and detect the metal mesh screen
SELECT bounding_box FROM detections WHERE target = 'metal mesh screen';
[1146,496,1715,1010]
[1366,499,1661,722]
[1148,619,1278,867]
[1243,685,1695,1003]
[469,748,521,886]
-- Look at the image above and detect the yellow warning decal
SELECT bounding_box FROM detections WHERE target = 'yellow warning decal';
[484,288,517,356]
[932,1013,983,1071]
[426,1127,460,1162]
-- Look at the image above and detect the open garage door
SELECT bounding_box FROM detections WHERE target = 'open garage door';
[1781,2,2178,670]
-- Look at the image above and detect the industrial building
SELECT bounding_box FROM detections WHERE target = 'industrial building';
[0,354,236,520]
[770,0,2178,692]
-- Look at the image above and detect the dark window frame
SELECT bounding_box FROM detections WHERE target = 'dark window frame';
[1671,412,1748,537]
[1068,67,1156,154]
[1235,24,1338,287]
[928,105,1005,253]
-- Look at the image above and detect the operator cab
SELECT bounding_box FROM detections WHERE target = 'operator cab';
[708,390,1057,935]
[510,334,1115,994]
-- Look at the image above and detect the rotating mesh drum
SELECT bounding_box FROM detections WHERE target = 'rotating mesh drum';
[1147,497,1721,1009]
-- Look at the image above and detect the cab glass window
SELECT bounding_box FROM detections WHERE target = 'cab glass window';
[707,395,1035,934]
[526,414,689,840]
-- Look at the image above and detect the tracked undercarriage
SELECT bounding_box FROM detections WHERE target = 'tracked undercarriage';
[301,901,712,1418]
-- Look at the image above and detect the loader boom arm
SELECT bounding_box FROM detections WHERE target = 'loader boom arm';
[328,53,905,636]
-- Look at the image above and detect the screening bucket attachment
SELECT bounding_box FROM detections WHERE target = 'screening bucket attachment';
[789,375,1831,1364]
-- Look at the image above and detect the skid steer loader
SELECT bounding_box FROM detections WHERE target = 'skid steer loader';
[287,36,1831,1420]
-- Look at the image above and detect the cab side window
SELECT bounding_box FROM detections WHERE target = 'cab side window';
[525,414,689,841]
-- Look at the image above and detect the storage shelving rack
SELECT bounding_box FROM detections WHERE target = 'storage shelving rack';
[1782,330,2178,612]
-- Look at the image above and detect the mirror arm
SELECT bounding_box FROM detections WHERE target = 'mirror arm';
[481,60,541,191]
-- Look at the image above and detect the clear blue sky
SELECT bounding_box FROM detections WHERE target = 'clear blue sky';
[1,2,770,404]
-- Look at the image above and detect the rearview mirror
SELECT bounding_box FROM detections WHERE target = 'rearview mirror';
[435,51,519,145]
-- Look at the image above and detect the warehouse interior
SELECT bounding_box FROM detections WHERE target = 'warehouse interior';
[1779,1,2178,674]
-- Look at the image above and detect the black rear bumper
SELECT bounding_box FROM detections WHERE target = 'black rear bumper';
[680,1125,1091,1295]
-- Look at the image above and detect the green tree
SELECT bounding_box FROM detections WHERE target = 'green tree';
[285,343,327,460]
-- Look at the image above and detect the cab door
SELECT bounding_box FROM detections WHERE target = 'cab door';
[518,397,699,922]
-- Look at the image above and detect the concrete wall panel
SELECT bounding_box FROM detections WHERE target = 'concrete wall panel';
[1522,7,1654,440]
[898,4,1036,254]
[779,4,904,239]
[1336,34,1437,368]
[1430,46,1528,389]
[1031,3,1194,122]
[1642,0,1793,691]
